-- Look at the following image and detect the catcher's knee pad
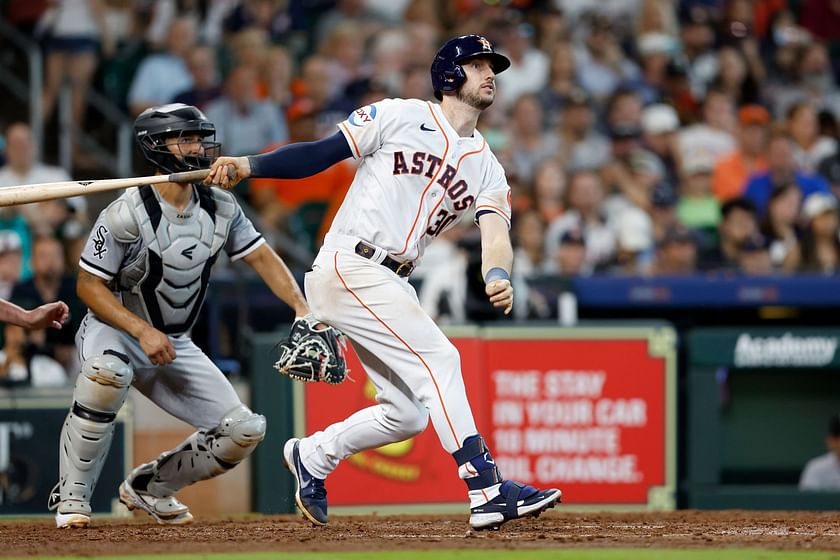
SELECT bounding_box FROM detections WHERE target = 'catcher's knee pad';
[55,351,133,509]
[144,405,266,497]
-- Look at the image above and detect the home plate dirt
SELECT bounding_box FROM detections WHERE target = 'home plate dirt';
[3,511,840,556]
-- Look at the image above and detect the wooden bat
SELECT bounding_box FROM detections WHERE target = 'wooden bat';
[0,169,219,207]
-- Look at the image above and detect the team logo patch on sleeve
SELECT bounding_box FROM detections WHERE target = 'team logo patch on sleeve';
[348,105,377,127]
[93,225,108,259]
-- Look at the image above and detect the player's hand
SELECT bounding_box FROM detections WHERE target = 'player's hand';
[24,301,70,330]
[139,325,176,365]
[486,279,513,315]
[205,156,251,190]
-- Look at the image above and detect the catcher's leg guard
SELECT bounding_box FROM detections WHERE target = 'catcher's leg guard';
[119,405,265,524]
[50,351,133,528]
[454,435,561,531]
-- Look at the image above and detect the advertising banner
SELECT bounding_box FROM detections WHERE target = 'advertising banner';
[301,326,675,509]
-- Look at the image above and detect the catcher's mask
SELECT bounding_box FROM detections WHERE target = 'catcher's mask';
[134,103,221,174]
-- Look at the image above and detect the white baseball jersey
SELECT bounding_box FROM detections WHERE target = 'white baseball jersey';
[327,98,512,262]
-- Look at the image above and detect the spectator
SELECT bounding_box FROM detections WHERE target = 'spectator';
[0,123,87,265]
[607,206,654,275]
[574,15,639,103]
[640,103,681,186]
[0,323,66,387]
[698,197,759,272]
[604,87,644,130]
[532,159,567,225]
[710,45,759,106]
[545,170,616,274]
[761,182,803,273]
[799,193,840,274]
[650,182,680,246]
[38,0,113,137]
[677,151,720,233]
[173,45,222,110]
[799,413,840,491]
[737,233,774,275]
[744,132,830,216]
[818,149,840,200]
[712,104,770,202]
[506,94,560,185]
[204,66,288,157]
[145,0,235,48]
[678,88,737,166]
[127,16,195,116]
[630,32,677,105]
[556,89,610,172]
[0,232,24,300]
[772,41,840,117]
[320,22,370,92]
[553,229,587,277]
[601,126,660,216]
[496,22,550,109]
[262,46,294,106]
[652,224,697,275]
[786,102,838,174]
[512,209,549,279]
[539,41,580,122]
[228,27,270,73]
[677,3,720,99]
[10,235,82,374]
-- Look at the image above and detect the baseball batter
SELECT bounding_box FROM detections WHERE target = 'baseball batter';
[208,35,561,530]
[50,103,311,528]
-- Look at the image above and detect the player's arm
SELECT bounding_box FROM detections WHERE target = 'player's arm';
[205,132,353,189]
[240,244,310,317]
[0,298,69,330]
[478,212,514,315]
[77,270,175,365]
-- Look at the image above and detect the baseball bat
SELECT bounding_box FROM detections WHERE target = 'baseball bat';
[0,169,216,207]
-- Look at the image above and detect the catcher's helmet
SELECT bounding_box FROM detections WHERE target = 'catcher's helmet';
[134,103,220,174]
[431,35,511,101]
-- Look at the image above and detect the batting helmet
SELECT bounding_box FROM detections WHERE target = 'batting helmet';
[431,35,511,101]
[134,103,221,174]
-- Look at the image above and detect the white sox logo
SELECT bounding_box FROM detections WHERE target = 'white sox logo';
[92,225,108,259]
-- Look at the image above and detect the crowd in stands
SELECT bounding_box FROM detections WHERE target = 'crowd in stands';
[1,0,840,376]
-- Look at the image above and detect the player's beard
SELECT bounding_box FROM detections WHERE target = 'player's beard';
[456,86,493,111]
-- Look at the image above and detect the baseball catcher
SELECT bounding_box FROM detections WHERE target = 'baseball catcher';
[274,314,348,384]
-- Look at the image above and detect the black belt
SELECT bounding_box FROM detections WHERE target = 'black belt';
[354,241,415,278]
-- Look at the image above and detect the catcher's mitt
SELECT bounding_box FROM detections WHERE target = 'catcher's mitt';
[273,315,348,384]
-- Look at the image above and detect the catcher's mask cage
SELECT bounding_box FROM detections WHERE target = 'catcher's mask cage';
[431,34,511,101]
[134,103,221,175]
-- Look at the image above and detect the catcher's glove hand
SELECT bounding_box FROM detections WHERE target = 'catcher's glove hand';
[273,314,348,384]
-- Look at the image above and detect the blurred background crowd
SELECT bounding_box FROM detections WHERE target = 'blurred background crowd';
[0,0,839,385]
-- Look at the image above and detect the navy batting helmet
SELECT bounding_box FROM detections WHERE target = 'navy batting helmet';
[431,35,511,101]
[134,103,221,174]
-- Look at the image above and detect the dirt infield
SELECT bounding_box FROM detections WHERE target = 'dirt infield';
[3,510,840,556]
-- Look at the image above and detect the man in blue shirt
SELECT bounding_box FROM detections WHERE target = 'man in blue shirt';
[743,132,830,216]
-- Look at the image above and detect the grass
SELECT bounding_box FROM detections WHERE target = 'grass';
[14,550,840,560]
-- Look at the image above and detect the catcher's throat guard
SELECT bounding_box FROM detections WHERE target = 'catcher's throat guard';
[274,315,349,384]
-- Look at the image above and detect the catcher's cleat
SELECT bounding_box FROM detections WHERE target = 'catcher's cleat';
[283,438,328,526]
[55,511,91,529]
[118,463,194,525]
[469,480,561,531]
[48,483,91,528]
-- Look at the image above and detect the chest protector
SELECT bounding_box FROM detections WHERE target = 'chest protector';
[106,185,236,335]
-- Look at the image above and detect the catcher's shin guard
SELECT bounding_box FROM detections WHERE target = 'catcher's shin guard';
[453,435,561,531]
[133,405,266,499]
[50,352,132,525]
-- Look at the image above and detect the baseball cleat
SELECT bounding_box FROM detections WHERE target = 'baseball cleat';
[469,480,561,531]
[118,466,194,525]
[283,438,328,526]
[55,511,91,529]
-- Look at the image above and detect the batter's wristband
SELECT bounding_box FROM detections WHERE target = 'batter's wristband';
[484,267,510,284]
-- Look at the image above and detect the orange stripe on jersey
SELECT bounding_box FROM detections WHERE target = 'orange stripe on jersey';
[339,121,361,158]
[395,102,450,257]
[332,252,461,446]
[476,204,511,223]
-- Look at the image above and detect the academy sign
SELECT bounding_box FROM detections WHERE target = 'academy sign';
[734,332,839,367]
